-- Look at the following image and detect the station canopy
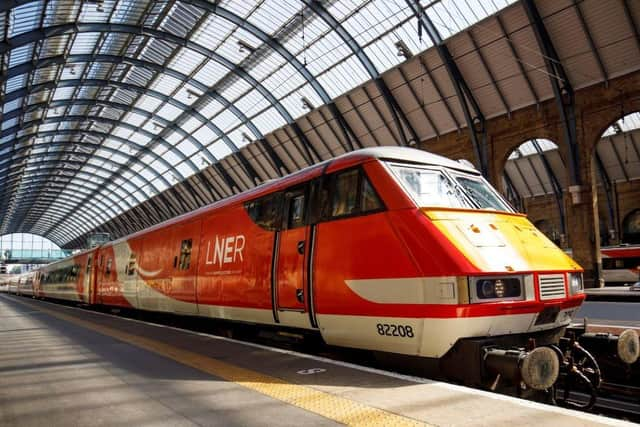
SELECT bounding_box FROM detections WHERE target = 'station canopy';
[1,0,638,248]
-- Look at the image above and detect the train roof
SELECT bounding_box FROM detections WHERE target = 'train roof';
[103,147,479,246]
[332,147,479,173]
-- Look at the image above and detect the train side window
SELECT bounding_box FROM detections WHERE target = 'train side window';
[326,168,384,220]
[361,175,383,212]
[105,259,112,275]
[86,257,92,274]
[178,240,192,270]
[245,192,282,231]
[331,170,359,217]
[126,253,136,276]
[288,193,306,229]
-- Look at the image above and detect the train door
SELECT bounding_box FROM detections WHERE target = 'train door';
[83,254,93,303]
[170,221,200,314]
[87,253,96,304]
[275,185,309,314]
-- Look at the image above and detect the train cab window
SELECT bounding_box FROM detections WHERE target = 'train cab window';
[105,259,112,275]
[178,239,192,270]
[332,170,359,217]
[245,192,282,231]
[362,176,382,212]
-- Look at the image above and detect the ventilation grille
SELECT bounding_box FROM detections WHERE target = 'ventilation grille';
[538,274,566,300]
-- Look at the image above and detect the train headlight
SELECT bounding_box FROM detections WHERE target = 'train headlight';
[470,277,524,302]
[569,273,584,295]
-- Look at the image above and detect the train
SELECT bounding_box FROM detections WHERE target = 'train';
[601,245,640,286]
[4,147,638,394]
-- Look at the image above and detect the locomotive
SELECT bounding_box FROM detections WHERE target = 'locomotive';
[19,147,639,393]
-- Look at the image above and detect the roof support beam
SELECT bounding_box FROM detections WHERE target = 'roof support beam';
[531,139,566,235]
[0,22,318,169]
[303,0,419,147]
[0,154,171,220]
[522,0,580,186]
[572,0,608,86]
[594,152,616,240]
[495,14,539,107]
[502,169,524,212]
[406,0,488,176]
[623,0,640,54]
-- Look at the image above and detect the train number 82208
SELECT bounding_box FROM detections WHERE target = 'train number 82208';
[376,323,415,338]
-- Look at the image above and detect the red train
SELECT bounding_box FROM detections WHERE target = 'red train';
[601,245,640,286]
[12,147,639,391]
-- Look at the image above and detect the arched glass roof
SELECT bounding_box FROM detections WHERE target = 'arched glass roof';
[1,0,517,246]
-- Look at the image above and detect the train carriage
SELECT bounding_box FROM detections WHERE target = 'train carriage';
[31,147,639,391]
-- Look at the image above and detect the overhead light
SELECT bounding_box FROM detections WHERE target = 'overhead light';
[237,40,256,54]
[186,88,200,100]
[301,96,313,111]
[395,40,413,60]
[241,132,253,144]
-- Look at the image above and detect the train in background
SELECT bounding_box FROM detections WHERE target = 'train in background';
[3,147,638,399]
[601,245,640,286]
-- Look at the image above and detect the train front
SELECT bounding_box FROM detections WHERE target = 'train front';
[381,155,639,392]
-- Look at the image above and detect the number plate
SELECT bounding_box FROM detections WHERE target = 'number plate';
[534,305,560,325]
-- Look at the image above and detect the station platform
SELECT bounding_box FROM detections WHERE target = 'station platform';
[0,294,632,427]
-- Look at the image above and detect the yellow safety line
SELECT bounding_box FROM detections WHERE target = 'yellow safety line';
[9,297,429,427]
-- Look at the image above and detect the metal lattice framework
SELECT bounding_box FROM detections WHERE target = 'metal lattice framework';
[1,0,639,248]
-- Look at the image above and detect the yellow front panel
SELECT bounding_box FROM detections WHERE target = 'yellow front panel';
[423,208,581,273]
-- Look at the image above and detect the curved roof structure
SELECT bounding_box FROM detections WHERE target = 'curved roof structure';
[1,0,639,248]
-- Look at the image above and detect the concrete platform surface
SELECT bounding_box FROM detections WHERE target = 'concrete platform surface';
[0,294,633,427]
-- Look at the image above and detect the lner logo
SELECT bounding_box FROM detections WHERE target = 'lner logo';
[205,235,245,268]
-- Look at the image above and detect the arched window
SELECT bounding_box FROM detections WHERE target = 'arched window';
[622,209,640,244]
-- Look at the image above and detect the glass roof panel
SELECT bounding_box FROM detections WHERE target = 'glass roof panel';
[193,59,229,86]
[602,112,640,136]
[246,0,297,34]
[8,43,34,67]
[192,126,217,146]
[9,1,43,37]
[168,47,206,75]
[207,141,233,160]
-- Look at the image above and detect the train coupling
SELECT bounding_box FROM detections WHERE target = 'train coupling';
[577,329,640,365]
[483,346,559,390]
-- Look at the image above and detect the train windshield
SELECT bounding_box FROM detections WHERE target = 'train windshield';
[388,163,513,212]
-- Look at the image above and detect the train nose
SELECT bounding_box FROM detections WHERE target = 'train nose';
[617,329,640,364]
[484,346,559,391]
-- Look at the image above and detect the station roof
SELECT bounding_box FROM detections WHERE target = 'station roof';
[1,0,639,248]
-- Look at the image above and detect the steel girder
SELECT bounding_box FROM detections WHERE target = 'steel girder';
[593,152,616,239]
[3,167,151,242]
[303,0,419,147]
[0,22,320,164]
[522,0,580,186]
[1,128,179,186]
[0,139,182,221]
[405,0,488,176]
[530,139,566,235]
[0,150,176,219]
[2,116,196,175]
